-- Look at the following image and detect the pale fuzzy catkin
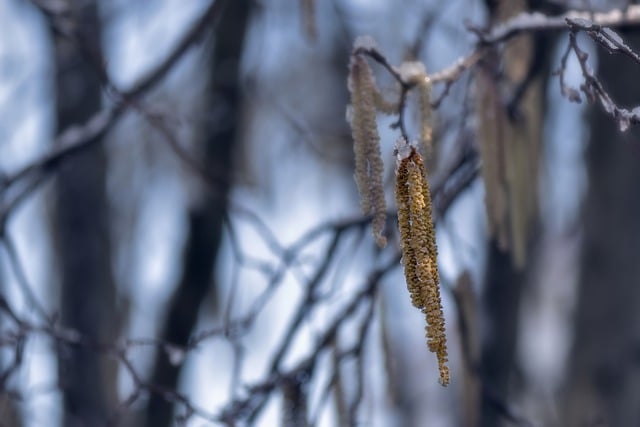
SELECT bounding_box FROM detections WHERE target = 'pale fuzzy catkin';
[348,54,387,247]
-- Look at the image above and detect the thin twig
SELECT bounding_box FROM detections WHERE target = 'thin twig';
[1,0,227,219]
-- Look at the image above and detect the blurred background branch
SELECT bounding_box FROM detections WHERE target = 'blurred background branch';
[1,0,640,426]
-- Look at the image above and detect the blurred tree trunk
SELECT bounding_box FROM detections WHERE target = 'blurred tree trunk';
[0,396,20,427]
[565,34,640,427]
[49,2,117,426]
[479,1,550,425]
[480,244,529,427]
[143,2,250,426]
[480,53,551,427]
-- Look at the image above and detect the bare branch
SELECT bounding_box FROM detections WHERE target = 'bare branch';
[476,6,640,45]
[1,0,227,225]
[555,27,640,131]
[430,6,640,107]
[567,17,640,65]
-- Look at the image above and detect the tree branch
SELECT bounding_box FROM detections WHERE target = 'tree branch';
[0,0,227,227]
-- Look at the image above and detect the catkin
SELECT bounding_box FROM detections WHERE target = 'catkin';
[349,55,375,215]
[348,54,387,247]
[398,62,433,156]
[416,76,433,156]
[395,141,449,386]
[396,157,423,308]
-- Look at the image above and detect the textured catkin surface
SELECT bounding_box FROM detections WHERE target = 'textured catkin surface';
[417,77,433,154]
[349,55,377,215]
[348,54,387,247]
[396,147,449,386]
[348,42,448,384]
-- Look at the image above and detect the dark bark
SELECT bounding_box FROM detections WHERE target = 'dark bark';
[565,33,640,427]
[0,394,21,427]
[480,244,527,427]
[143,2,250,426]
[49,2,117,426]
[479,2,552,425]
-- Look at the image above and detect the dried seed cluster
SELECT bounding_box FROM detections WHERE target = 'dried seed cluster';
[395,140,449,386]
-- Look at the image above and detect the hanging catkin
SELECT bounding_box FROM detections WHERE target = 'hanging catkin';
[395,139,449,386]
[348,54,387,247]
[347,37,449,384]
[398,61,433,157]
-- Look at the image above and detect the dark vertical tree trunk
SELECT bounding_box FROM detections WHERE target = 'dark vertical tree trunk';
[479,1,551,424]
[0,397,20,427]
[50,2,117,426]
[480,244,527,427]
[565,34,640,427]
[479,66,548,427]
[143,2,250,426]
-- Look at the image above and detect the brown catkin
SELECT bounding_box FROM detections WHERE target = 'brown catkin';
[409,152,440,287]
[395,157,423,308]
[395,143,449,386]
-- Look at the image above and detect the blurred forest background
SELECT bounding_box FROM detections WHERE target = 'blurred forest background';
[1,0,640,426]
